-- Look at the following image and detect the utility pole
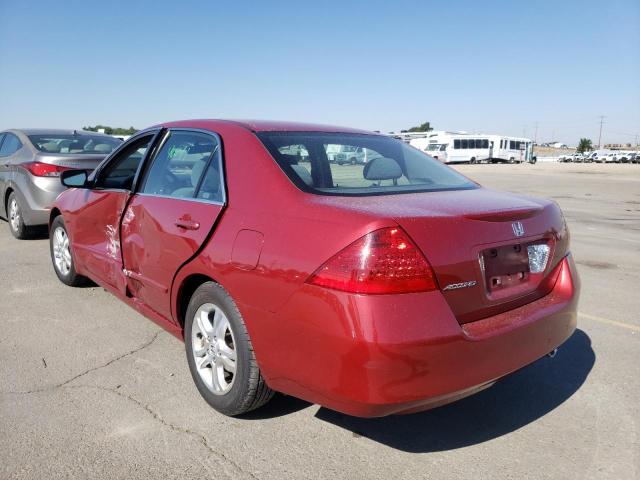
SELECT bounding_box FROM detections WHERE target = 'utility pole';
[597,115,605,149]
[534,122,539,144]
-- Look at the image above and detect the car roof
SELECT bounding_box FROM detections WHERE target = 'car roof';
[157,119,377,135]
[2,128,114,137]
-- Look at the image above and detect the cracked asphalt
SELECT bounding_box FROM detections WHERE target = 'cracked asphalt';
[1,163,638,479]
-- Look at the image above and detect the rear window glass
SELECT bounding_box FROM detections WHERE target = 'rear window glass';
[29,134,121,154]
[258,132,476,196]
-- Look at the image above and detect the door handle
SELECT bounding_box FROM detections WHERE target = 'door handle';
[175,219,200,230]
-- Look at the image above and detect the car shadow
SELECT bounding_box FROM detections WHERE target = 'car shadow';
[26,225,49,240]
[314,329,594,452]
[238,393,312,420]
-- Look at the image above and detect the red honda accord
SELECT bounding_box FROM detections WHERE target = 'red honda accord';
[49,120,579,417]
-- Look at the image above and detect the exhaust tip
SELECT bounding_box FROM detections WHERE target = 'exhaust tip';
[547,348,558,359]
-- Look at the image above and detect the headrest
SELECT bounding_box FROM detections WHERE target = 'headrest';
[40,142,61,153]
[94,143,112,153]
[363,157,402,181]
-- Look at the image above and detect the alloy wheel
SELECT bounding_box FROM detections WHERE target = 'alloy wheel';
[9,199,20,232]
[191,303,237,395]
[52,227,72,276]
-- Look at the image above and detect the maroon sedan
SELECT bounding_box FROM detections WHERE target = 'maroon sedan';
[49,120,579,417]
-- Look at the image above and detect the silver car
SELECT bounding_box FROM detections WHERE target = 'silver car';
[0,129,121,239]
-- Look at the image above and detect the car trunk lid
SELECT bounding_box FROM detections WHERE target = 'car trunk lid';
[311,187,569,324]
[391,189,569,323]
[36,153,106,171]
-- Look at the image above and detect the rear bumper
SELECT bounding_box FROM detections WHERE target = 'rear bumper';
[11,175,63,225]
[252,254,579,417]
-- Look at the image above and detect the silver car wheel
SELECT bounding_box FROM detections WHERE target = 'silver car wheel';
[52,227,72,276]
[191,303,237,395]
[9,199,20,232]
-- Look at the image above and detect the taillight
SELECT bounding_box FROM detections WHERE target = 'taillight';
[21,162,71,177]
[307,227,438,294]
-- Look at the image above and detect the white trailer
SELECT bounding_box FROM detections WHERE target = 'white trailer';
[406,131,534,164]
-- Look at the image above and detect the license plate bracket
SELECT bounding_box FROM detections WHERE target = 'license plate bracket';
[482,243,530,291]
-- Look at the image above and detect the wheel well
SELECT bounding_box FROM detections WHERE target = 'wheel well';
[176,274,216,330]
[4,187,13,214]
[49,207,61,228]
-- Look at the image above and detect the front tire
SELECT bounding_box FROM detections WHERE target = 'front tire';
[185,282,274,416]
[7,192,33,239]
[49,216,87,286]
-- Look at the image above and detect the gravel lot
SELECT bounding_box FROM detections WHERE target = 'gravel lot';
[1,163,638,480]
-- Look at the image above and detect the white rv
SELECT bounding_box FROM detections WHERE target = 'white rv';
[407,131,535,164]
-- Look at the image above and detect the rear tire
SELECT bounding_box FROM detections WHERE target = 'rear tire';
[49,215,88,286]
[469,157,477,164]
[7,192,33,240]
[185,282,274,416]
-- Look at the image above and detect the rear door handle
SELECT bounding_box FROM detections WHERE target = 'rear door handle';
[175,219,200,230]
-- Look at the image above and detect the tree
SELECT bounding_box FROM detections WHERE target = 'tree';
[577,138,593,153]
[405,121,433,133]
[83,125,138,135]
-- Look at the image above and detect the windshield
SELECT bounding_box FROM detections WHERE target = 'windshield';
[258,132,476,196]
[28,134,121,154]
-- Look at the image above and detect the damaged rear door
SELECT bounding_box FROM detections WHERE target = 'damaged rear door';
[120,129,225,321]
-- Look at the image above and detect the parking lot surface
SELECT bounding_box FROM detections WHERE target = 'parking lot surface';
[1,163,638,479]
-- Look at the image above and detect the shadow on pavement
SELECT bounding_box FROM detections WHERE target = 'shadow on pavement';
[314,329,594,452]
[239,393,312,420]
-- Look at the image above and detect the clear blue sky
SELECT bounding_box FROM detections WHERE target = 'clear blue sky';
[1,0,639,145]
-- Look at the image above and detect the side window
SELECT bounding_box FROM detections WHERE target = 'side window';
[461,139,468,149]
[96,135,153,190]
[483,139,489,149]
[141,131,220,200]
[0,133,23,157]
[454,139,460,149]
[196,150,224,202]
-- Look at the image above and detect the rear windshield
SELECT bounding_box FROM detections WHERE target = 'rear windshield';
[28,134,121,154]
[257,132,476,195]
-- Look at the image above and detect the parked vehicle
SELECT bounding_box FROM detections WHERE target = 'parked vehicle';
[410,131,535,164]
[49,120,579,418]
[585,151,600,163]
[629,152,639,164]
[616,152,631,163]
[602,152,618,163]
[331,145,382,165]
[0,129,121,238]
[558,153,578,162]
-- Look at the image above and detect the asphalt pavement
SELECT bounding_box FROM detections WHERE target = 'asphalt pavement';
[0,162,638,479]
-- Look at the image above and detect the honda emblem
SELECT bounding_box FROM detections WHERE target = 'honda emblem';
[512,221,525,237]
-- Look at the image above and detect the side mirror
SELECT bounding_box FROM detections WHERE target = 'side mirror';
[61,169,90,188]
